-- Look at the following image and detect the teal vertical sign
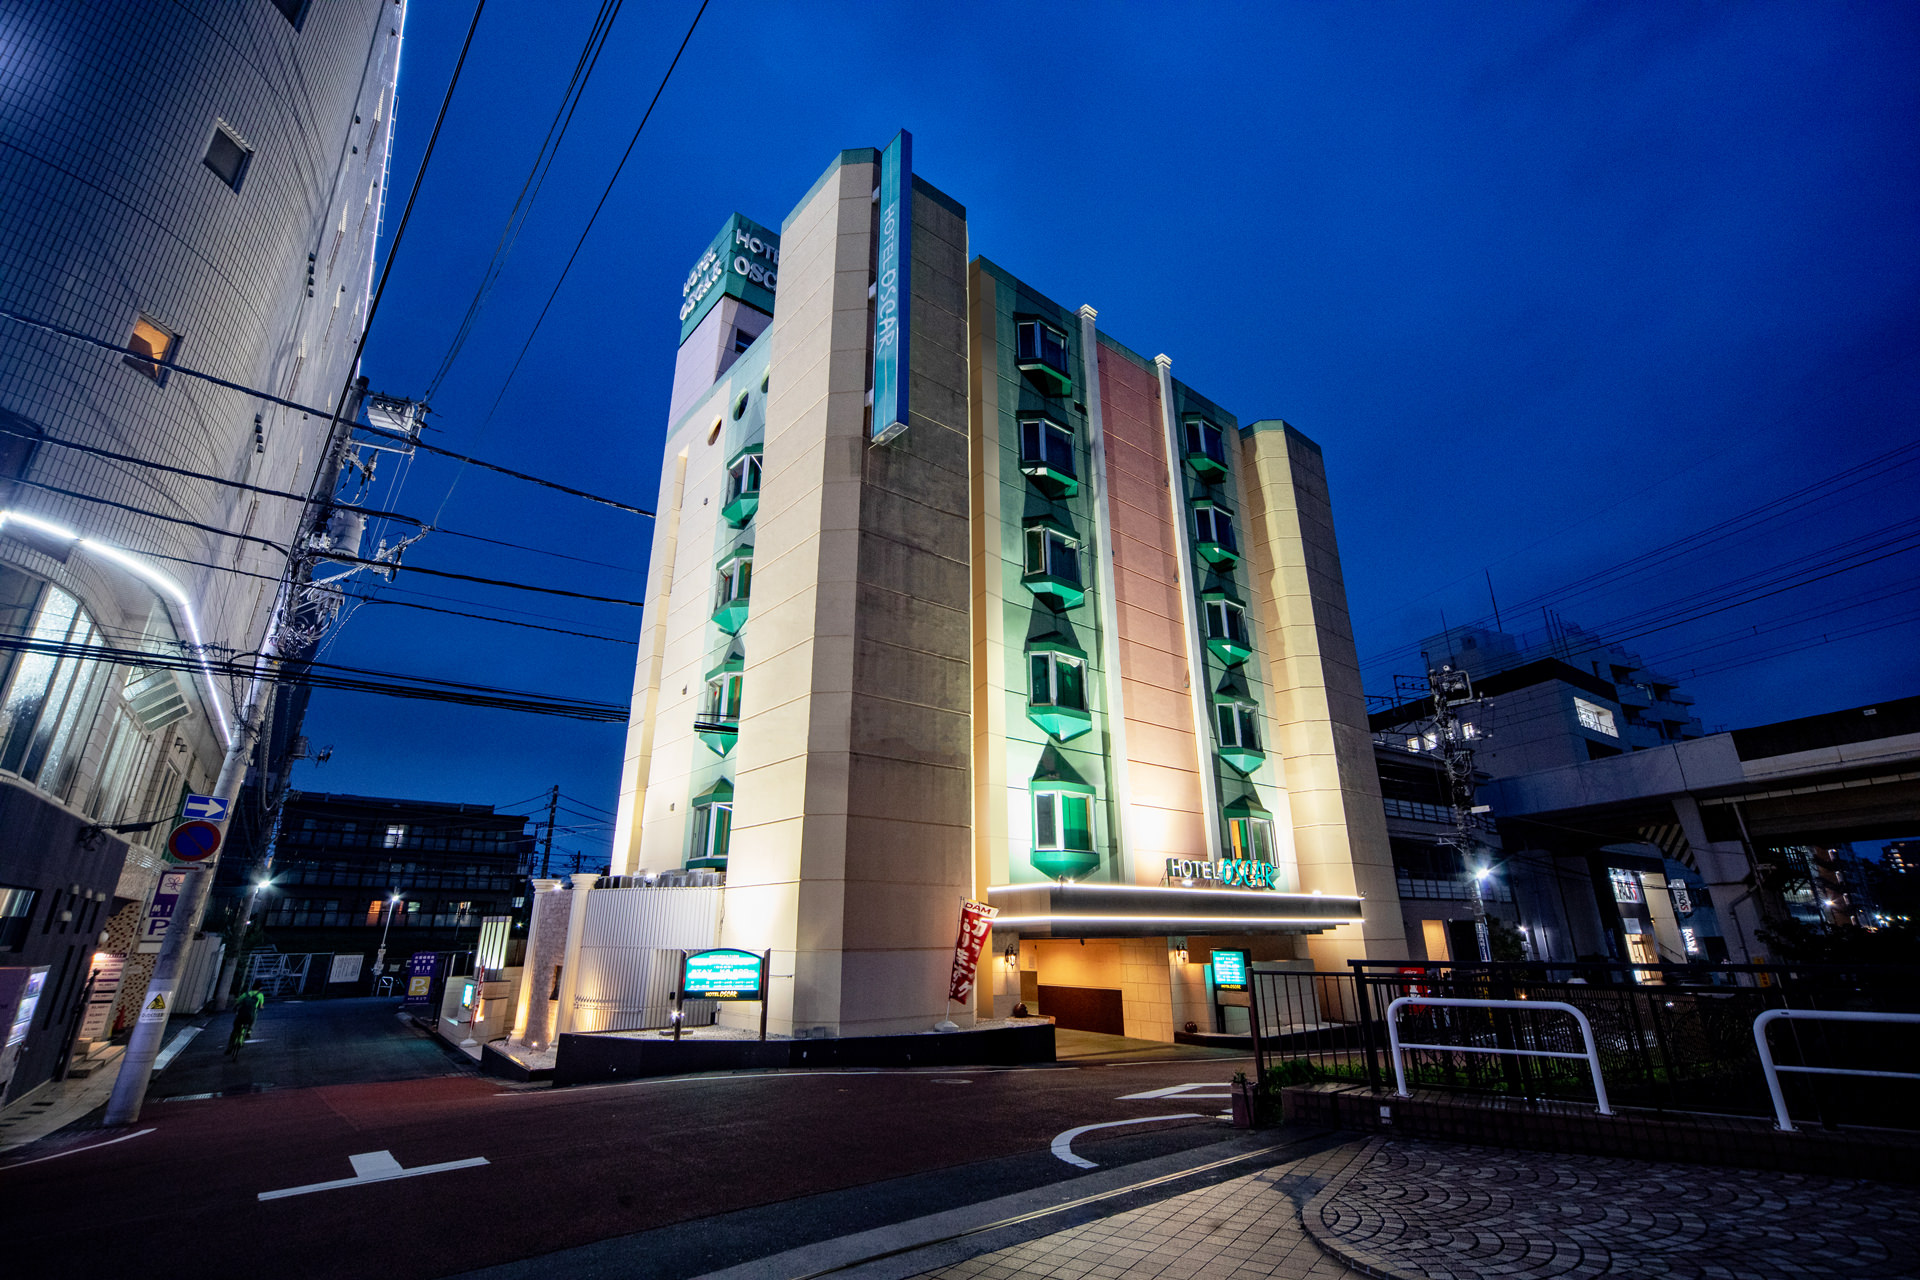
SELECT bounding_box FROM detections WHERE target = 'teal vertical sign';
[870,130,912,443]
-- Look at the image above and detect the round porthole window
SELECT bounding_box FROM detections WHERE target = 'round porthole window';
[707,417,723,446]
[733,390,750,420]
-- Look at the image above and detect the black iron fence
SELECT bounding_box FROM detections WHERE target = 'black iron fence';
[1248,961,1920,1129]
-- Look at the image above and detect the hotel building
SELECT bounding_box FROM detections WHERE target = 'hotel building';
[610,137,1406,1044]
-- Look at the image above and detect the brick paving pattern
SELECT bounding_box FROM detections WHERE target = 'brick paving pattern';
[1305,1137,1920,1279]
[920,1147,1371,1280]
[917,1137,1920,1280]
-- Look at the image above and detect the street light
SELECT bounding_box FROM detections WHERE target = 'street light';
[375,892,403,975]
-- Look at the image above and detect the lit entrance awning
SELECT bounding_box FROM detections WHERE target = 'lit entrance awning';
[985,881,1363,938]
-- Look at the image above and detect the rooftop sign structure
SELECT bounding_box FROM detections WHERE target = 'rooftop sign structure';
[679,213,780,345]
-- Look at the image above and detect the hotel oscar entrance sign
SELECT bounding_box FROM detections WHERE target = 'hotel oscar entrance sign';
[677,947,771,1041]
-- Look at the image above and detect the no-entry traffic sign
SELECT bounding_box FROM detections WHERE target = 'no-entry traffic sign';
[168,819,222,862]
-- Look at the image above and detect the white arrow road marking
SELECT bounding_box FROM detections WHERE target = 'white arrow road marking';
[1050,1114,1206,1169]
[1116,1082,1232,1101]
[258,1149,488,1200]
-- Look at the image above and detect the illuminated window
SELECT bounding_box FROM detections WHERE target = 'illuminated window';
[1192,503,1238,566]
[1022,520,1084,607]
[712,548,753,633]
[1032,787,1096,879]
[125,315,176,381]
[1225,804,1275,863]
[722,447,762,528]
[203,122,252,190]
[1574,697,1619,737]
[383,824,407,848]
[1015,319,1071,393]
[1214,699,1264,772]
[1183,418,1229,479]
[1203,594,1252,664]
[1609,868,1642,903]
[1026,644,1091,741]
[0,885,36,951]
[689,779,733,869]
[1018,416,1076,494]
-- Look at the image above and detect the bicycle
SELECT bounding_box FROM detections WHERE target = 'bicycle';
[225,1017,253,1058]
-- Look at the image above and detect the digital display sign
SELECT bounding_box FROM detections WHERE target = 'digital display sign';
[683,948,765,1001]
[1211,949,1250,993]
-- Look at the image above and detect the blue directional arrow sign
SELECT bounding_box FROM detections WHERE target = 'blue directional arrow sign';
[181,793,229,823]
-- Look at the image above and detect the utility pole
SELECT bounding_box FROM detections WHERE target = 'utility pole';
[105,652,276,1125]
[1426,661,1493,961]
[539,785,558,878]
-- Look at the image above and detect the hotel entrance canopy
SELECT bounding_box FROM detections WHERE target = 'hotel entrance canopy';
[986,881,1364,939]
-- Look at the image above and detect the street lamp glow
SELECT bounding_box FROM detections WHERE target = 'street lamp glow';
[1474,866,1493,881]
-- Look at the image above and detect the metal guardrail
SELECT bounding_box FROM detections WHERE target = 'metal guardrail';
[1385,996,1613,1115]
[1753,1009,1920,1132]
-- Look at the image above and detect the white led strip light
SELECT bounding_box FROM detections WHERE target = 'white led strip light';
[988,882,1365,904]
[990,914,1361,928]
[0,509,236,748]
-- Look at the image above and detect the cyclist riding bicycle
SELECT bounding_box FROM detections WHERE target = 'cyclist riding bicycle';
[227,985,266,1057]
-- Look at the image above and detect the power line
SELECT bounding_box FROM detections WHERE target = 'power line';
[0,419,644,571]
[345,595,631,644]
[317,553,645,605]
[5,474,285,553]
[0,307,653,518]
[0,631,626,722]
[426,0,625,399]
[479,0,711,427]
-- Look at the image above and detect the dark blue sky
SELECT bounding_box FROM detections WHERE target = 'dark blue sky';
[297,1,1920,860]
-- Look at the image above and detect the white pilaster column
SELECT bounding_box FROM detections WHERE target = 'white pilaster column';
[1154,353,1223,861]
[511,877,562,1045]
[1077,305,1136,881]
[552,873,598,1037]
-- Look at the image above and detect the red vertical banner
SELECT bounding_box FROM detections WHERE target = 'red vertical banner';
[947,900,999,1003]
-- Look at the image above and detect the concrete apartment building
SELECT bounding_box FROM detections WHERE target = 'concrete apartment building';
[610,136,1406,1044]
[0,1,402,1101]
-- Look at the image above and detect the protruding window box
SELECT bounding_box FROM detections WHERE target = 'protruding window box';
[1027,638,1092,742]
[1223,796,1278,866]
[1215,698,1264,774]
[688,777,733,870]
[1015,319,1073,395]
[1183,418,1230,482]
[1022,517,1085,609]
[721,445,762,527]
[1192,502,1239,568]
[1032,780,1098,880]
[1018,416,1078,497]
[1202,591,1253,665]
[694,718,737,756]
[712,547,752,634]
[696,659,743,756]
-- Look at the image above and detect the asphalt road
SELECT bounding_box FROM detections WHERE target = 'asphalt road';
[2,1000,1275,1280]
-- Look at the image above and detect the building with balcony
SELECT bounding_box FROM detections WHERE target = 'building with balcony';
[0,0,403,1102]
[608,136,1407,1044]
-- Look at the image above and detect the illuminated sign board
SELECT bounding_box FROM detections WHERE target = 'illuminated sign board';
[682,948,765,1001]
[1211,949,1250,993]
[869,130,912,444]
[679,213,780,345]
[1165,857,1280,890]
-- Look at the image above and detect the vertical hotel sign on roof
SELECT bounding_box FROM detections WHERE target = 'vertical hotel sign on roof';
[870,130,913,444]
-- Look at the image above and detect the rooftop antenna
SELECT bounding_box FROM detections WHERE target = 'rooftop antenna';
[1486,569,1503,634]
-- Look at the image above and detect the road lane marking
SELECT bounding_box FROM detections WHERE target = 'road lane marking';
[1050,1113,1206,1168]
[1116,1082,1231,1101]
[258,1149,488,1200]
[0,1127,154,1171]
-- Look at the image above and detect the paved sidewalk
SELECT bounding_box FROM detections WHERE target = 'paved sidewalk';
[0,1021,203,1156]
[919,1137,1920,1280]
